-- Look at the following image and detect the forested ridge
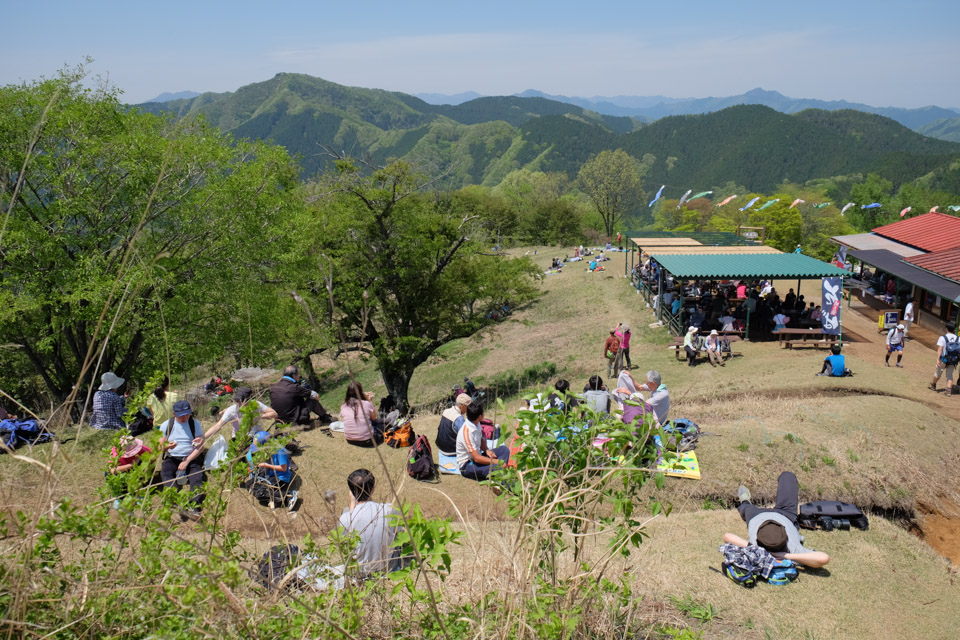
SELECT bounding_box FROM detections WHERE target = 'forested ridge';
[139,73,960,197]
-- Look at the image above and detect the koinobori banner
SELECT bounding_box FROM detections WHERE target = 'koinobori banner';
[821,277,842,335]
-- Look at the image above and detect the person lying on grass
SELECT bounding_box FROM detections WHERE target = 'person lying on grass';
[723,471,830,569]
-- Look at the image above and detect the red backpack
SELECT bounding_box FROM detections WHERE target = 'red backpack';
[407,435,438,482]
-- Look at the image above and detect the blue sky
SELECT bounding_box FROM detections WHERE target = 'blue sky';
[3,0,959,107]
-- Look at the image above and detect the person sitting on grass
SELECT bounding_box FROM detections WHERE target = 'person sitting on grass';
[158,400,205,520]
[341,381,383,447]
[339,468,400,575]
[546,379,579,416]
[583,375,614,415]
[110,436,152,474]
[639,370,670,425]
[818,344,849,377]
[456,402,510,482]
[91,372,127,430]
[204,387,278,441]
[248,430,298,511]
[723,471,830,569]
[436,393,472,456]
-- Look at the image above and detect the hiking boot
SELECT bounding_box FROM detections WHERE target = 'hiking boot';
[948,386,954,397]
[896,363,903,368]
[737,486,751,504]
[929,379,938,391]
[885,361,890,367]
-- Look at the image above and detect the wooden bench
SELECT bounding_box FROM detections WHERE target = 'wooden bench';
[776,328,839,349]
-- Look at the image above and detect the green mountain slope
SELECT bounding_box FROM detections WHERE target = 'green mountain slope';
[915,117,960,142]
[136,74,960,196]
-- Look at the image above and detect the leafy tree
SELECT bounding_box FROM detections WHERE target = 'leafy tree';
[0,70,302,412]
[848,173,894,230]
[310,159,540,410]
[747,196,803,252]
[577,149,644,238]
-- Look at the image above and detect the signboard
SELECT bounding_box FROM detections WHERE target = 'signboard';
[821,277,842,335]
[741,231,759,239]
[881,311,899,330]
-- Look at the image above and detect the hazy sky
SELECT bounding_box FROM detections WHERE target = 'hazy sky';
[4,0,959,107]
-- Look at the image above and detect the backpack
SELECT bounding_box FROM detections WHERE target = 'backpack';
[797,500,869,531]
[250,475,286,507]
[721,562,757,588]
[0,419,54,452]
[942,336,960,365]
[407,435,438,482]
[254,544,303,590]
[385,417,416,449]
[128,409,154,436]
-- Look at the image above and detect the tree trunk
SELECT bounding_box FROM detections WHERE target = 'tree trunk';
[380,366,413,414]
[298,352,320,390]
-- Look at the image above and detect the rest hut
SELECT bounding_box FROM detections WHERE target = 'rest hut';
[642,253,850,336]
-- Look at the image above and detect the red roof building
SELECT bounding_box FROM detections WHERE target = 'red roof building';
[872,212,960,253]
[905,246,960,284]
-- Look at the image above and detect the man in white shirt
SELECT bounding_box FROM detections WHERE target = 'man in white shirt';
[885,324,905,368]
[338,469,399,575]
[903,298,915,339]
[930,322,959,397]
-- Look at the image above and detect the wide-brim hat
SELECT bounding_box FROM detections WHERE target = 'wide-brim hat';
[687,326,699,334]
[123,438,145,457]
[99,372,125,391]
[710,330,719,336]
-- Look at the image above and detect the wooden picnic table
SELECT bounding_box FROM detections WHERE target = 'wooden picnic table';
[776,328,839,349]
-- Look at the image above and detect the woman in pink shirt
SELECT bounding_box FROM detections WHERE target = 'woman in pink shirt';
[341,382,382,447]
[615,322,632,370]
[736,282,747,299]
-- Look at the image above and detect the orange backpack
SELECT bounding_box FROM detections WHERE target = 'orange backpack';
[384,417,416,448]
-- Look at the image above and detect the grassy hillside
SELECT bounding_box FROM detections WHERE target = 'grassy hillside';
[135,74,960,196]
[7,248,960,638]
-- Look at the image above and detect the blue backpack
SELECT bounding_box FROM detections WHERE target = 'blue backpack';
[0,419,54,452]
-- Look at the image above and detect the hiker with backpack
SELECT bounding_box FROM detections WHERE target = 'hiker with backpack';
[723,471,830,569]
[930,321,959,397]
[457,402,510,481]
[885,323,906,368]
[158,400,206,518]
[603,329,620,377]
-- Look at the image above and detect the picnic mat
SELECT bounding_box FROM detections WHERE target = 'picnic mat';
[657,450,701,480]
[438,452,461,475]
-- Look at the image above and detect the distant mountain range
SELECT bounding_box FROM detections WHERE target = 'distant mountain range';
[417,88,960,132]
[144,90,201,103]
[916,117,960,143]
[137,73,960,196]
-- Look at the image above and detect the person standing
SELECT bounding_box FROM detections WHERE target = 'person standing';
[683,326,699,366]
[615,322,632,370]
[91,372,127,430]
[903,298,915,339]
[930,322,959,397]
[603,329,620,377]
[885,323,906,368]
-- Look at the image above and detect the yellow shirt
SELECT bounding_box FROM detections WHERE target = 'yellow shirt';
[146,391,180,426]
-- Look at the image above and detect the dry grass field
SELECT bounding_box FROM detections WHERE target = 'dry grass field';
[3,247,959,638]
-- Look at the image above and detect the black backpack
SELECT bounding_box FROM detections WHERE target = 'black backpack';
[798,501,869,531]
[254,544,303,590]
[407,435,438,482]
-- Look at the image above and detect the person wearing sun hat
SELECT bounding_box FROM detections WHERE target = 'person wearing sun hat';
[91,372,127,430]
[705,329,726,368]
[615,322,632,370]
[683,326,699,367]
[885,323,906,368]
[110,436,152,474]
